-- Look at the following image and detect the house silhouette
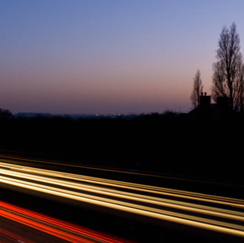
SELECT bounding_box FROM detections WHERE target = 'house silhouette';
[188,92,230,119]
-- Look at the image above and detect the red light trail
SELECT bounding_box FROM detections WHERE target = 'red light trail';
[0,200,129,243]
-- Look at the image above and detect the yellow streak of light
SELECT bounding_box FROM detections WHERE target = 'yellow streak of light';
[0,167,243,223]
[0,154,237,188]
[1,161,244,238]
[0,161,243,209]
[0,175,244,238]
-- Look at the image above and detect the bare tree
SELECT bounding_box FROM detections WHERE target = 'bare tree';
[235,63,244,111]
[191,70,203,108]
[212,23,243,111]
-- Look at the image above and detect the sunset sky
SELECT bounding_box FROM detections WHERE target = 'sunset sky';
[0,0,244,114]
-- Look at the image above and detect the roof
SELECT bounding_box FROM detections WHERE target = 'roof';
[188,104,230,119]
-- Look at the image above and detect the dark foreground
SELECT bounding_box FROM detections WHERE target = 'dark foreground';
[0,113,244,242]
[0,112,244,184]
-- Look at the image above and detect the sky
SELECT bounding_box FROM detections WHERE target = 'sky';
[0,0,244,114]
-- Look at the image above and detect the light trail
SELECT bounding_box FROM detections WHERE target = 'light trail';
[0,166,244,222]
[0,161,243,207]
[0,153,238,187]
[0,160,244,239]
[0,200,128,243]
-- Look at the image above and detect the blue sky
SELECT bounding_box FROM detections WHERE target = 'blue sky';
[0,0,244,114]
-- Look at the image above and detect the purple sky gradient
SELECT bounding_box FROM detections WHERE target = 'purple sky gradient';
[0,0,244,114]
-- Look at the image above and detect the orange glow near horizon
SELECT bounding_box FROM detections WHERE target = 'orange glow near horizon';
[1,1,244,114]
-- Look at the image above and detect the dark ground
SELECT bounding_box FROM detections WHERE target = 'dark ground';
[0,112,244,185]
[0,112,244,242]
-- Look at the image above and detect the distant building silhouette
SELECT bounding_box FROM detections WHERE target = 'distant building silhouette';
[188,92,230,119]
[216,95,230,110]
[199,92,211,106]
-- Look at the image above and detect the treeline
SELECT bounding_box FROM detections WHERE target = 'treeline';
[0,111,185,161]
[1,110,244,184]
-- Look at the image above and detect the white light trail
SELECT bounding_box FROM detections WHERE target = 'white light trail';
[0,160,244,238]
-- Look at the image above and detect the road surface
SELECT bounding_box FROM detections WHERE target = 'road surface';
[0,155,244,242]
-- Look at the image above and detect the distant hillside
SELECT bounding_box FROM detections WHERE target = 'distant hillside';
[14,112,138,119]
[15,112,53,118]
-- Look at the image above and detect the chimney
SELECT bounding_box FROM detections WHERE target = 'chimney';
[200,92,211,106]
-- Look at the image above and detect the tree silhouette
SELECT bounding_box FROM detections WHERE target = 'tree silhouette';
[0,108,13,121]
[190,70,203,108]
[212,23,244,111]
